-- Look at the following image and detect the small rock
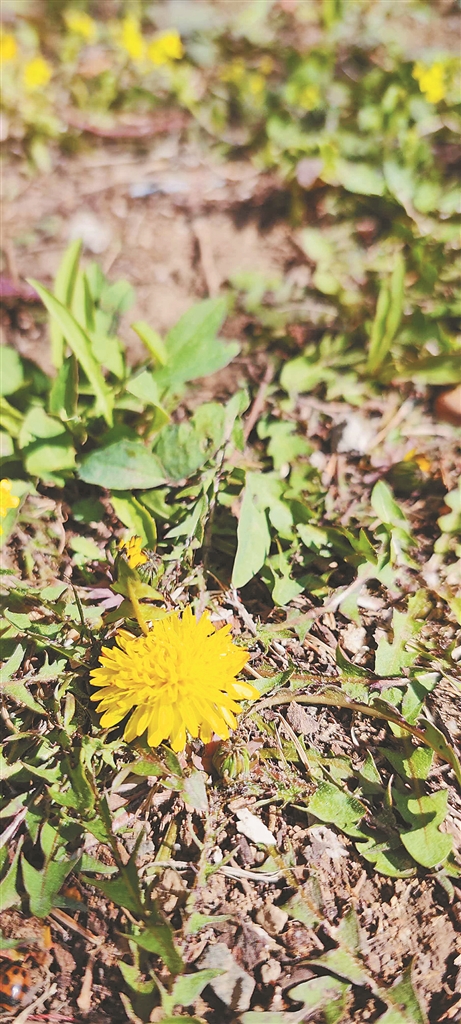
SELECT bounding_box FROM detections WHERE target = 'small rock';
[260,960,282,985]
[283,922,318,958]
[199,943,255,1012]
[287,702,318,736]
[256,903,289,937]
[68,211,112,254]
[333,413,377,455]
[341,622,367,656]
[296,157,323,190]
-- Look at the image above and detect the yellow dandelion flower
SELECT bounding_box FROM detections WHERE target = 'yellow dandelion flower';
[0,479,19,535]
[248,72,266,97]
[120,15,146,62]
[90,607,258,752]
[220,58,245,85]
[64,10,97,43]
[0,33,17,63]
[119,535,148,569]
[259,55,274,76]
[299,83,320,110]
[23,55,53,91]
[413,61,446,104]
[403,449,431,474]
[147,29,183,65]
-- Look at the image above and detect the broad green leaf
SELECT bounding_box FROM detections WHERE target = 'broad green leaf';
[0,838,23,911]
[378,965,428,1024]
[397,354,461,385]
[49,355,78,421]
[82,874,142,917]
[0,396,23,437]
[371,481,409,530]
[308,781,366,838]
[182,771,208,813]
[49,239,82,369]
[287,976,350,1023]
[400,824,452,869]
[374,608,422,676]
[28,279,113,425]
[130,925,183,975]
[368,253,405,374]
[232,475,271,588]
[185,913,230,935]
[90,333,125,379]
[126,369,161,406]
[111,492,157,548]
[0,642,44,712]
[131,321,168,365]
[0,347,24,396]
[24,437,76,477]
[171,969,224,1008]
[418,719,461,786]
[0,431,14,459]
[394,789,453,868]
[22,853,76,917]
[154,298,239,392]
[118,961,156,995]
[335,160,385,196]
[79,439,165,490]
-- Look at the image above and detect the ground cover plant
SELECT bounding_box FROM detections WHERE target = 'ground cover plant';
[1,1,461,1022]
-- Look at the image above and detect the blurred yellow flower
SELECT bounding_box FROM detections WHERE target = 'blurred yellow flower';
[259,55,274,76]
[413,61,446,104]
[299,83,320,110]
[90,606,257,752]
[120,15,146,62]
[148,29,183,65]
[248,72,265,97]
[64,10,97,43]
[23,55,53,91]
[119,535,148,570]
[0,479,19,535]
[403,449,431,474]
[0,33,17,62]
[220,58,245,85]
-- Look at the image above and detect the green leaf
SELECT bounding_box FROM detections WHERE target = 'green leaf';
[0,642,44,712]
[378,965,428,1024]
[111,492,157,548]
[397,354,461,385]
[371,480,409,530]
[155,421,212,482]
[24,436,76,478]
[0,838,23,911]
[374,608,422,677]
[182,771,208,813]
[0,347,24,396]
[49,355,79,421]
[154,298,239,393]
[287,976,350,1023]
[130,925,183,975]
[232,473,272,588]
[131,321,168,365]
[394,789,453,868]
[335,160,385,196]
[171,969,224,1008]
[49,239,82,369]
[28,279,113,425]
[308,781,366,838]
[185,913,230,935]
[368,254,405,374]
[82,874,143,917]
[79,439,165,490]
[22,853,76,917]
